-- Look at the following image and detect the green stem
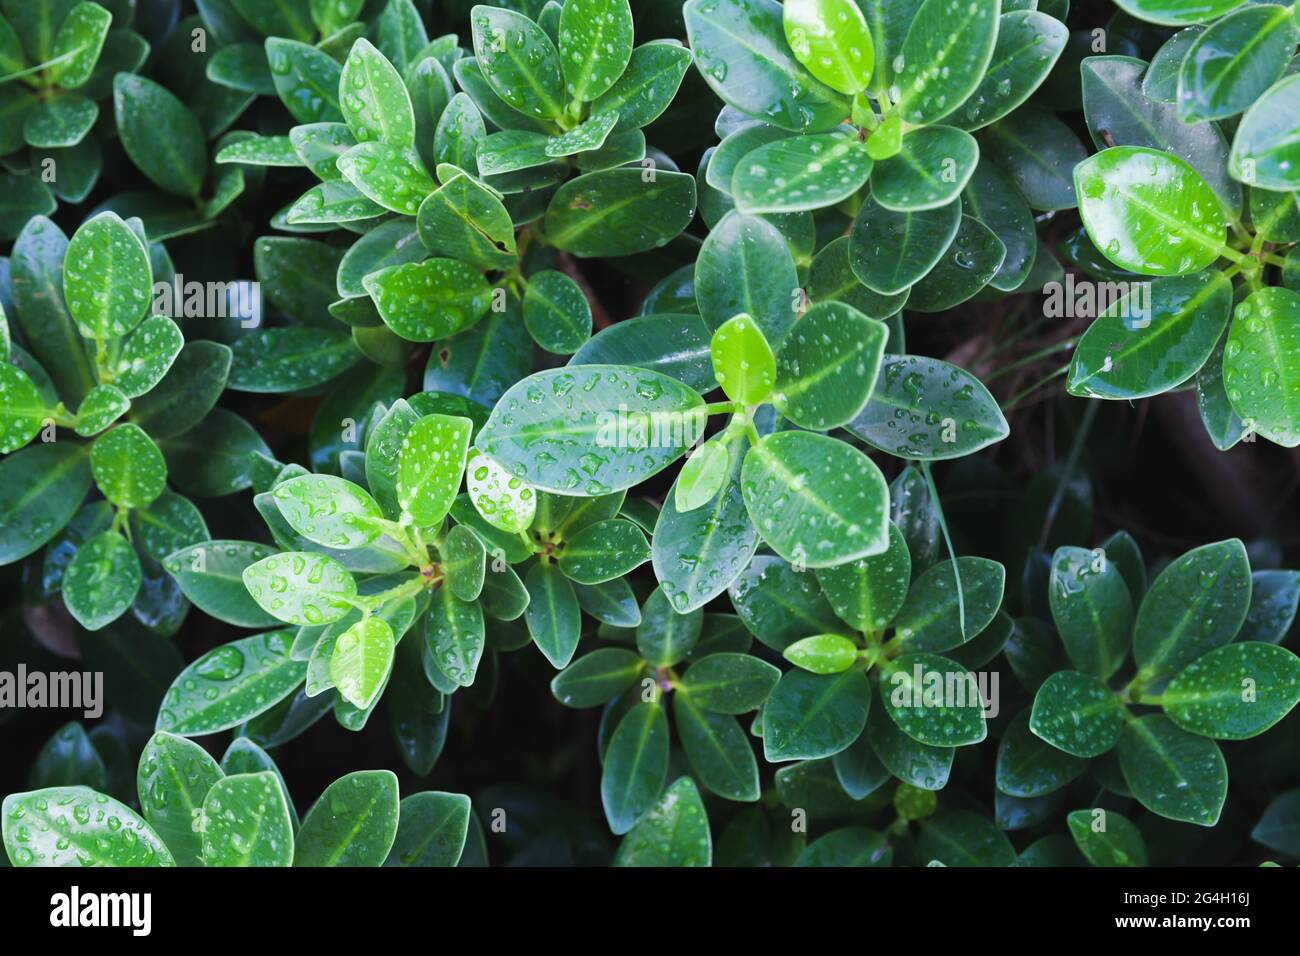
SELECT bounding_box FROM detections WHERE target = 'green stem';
[986,337,1078,383]
[1001,365,1068,412]
[1038,401,1100,552]
[920,461,966,639]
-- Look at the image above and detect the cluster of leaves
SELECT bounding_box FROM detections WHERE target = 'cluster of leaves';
[6,727,477,866]
[1066,0,1300,449]
[1,0,1299,869]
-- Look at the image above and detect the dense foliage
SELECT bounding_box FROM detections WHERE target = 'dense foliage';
[1,0,1299,869]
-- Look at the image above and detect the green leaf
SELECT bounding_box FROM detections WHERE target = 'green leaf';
[674,693,760,801]
[227,327,360,392]
[476,365,705,495]
[572,312,716,393]
[848,196,962,295]
[1231,72,1300,190]
[962,158,1039,292]
[442,524,486,602]
[1067,808,1147,866]
[424,584,486,687]
[465,448,537,534]
[795,827,891,866]
[265,37,342,123]
[678,653,779,714]
[1080,55,1241,218]
[156,629,306,735]
[418,173,516,271]
[782,633,859,674]
[740,430,890,568]
[295,770,399,867]
[0,442,90,566]
[709,311,777,405]
[162,540,279,628]
[1118,713,1227,826]
[523,270,591,354]
[137,732,224,867]
[201,772,295,867]
[891,557,1005,654]
[772,301,887,430]
[1134,538,1252,683]
[1252,790,1300,857]
[684,0,847,132]
[544,168,697,258]
[397,413,472,526]
[602,699,670,833]
[673,438,732,513]
[2,787,173,867]
[48,1,112,89]
[1113,0,1246,27]
[385,792,471,867]
[906,214,1006,312]
[1030,670,1125,758]
[729,554,843,651]
[979,108,1086,211]
[28,722,107,791]
[339,38,414,147]
[23,93,97,148]
[525,560,580,668]
[272,474,383,553]
[91,423,166,508]
[0,362,45,453]
[364,259,491,343]
[1240,569,1300,643]
[592,40,692,131]
[62,530,140,630]
[637,586,703,666]
[1162,642,1300,739]
[329,617,395,710]
[552,648,644,707]
[783,0,873,95]
[338,141,435,215]
[1067,271,1232,400]
[952,10,1068,131]
[159,408,270,498]
[865,689,953,789]
[847,353,1009,460]
[916,809,1015,866]
[893,0,999,125]
[108,315,183,398]
[289,121,353,179]
[871,126,978,213]
[243,552,358,627]
[558,0,633,103]
[732,130,873,215]
[655,440,759,612]
[614,776,711,866]
[1224,286,1300,447]
[813,522,911,633]
[997,710,1088,797]
[113,73,206,197]
[1075,146,1227,276]
[1048,545,1134,680]
[879,653,988,746]
[697,213,798,349]
[763,667,870,761]
[1177,4,1295,123]
[131,341,231,439]
[557,517,649,584]
[62,211,151,341]
[471,4,565,119]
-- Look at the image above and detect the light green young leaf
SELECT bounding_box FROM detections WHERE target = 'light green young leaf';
[398,413,472,526]
[2,786,174,867]
[243,552,358,626]
[63,211,151,340]
[339,38,415,148]
[710,312,777,405]
[137,732,224,867]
